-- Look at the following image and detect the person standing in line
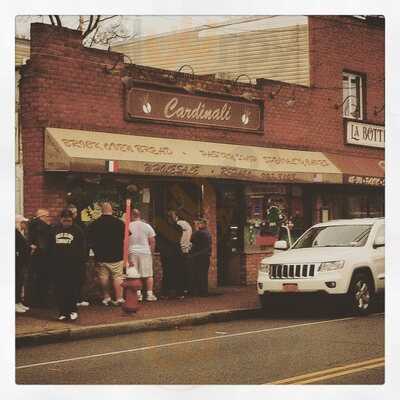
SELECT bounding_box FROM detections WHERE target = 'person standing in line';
[15,215,30,313]
[67,204,90,307]
[190,218,212,297]
[87,202,125,306]
[166,210,186,299]
[50,209,87,321]
[128,209,157,301]
[27,208,53,307]
[176,214,192,296]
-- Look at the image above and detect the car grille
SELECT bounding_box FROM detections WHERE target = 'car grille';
[269,264,317,279]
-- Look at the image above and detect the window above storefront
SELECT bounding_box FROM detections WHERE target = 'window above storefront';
[342,72,364,120]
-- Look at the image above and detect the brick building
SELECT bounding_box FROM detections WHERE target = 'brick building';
[19,17,384,290]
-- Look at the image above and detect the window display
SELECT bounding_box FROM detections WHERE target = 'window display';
[244,184,303,252]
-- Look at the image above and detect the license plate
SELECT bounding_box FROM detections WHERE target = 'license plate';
[283,283,298,292]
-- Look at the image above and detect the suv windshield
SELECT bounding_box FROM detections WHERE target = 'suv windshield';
[292,224,372,249]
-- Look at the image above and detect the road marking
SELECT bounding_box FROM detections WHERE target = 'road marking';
[295,362,384,384]
[16,316,359,370]
[267,357,385,384]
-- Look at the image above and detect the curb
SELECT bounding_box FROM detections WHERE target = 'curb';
[16,307,261,348]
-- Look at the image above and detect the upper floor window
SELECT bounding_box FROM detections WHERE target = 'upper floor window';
[342,72,363,120]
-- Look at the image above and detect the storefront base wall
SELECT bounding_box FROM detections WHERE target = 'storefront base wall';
[242,252,272,285]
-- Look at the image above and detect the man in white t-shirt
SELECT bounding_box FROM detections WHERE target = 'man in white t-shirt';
[128,209,157,301]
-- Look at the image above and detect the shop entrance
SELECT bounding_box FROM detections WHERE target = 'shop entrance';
[216,184,244,286]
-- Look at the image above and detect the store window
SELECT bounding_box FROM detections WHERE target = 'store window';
[65,174,153,225]
[244,184,305,252]
[342,72,363,120]
[346,191,384,218]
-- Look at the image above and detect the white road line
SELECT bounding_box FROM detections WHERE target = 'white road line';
[17,316,353,370]
[16,313,384,371]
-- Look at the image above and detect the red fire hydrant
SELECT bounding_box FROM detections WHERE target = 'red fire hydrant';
[121,273,142,314]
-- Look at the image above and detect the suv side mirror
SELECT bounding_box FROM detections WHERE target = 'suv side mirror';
[274,240,288,250]
[373,236,385,248]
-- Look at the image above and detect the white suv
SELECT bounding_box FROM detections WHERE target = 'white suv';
[257,218,385,315]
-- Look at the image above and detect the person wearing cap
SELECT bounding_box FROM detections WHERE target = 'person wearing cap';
[189,217,212,297]
[67,204,90,307]
[27,208,53,307]
[50,209,87,321]
[15,215,30,313]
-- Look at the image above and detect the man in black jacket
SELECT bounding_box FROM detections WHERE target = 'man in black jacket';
[87,202,125,306]
[190,218,212,296]
[28,208,53,307]
[50,209,87,321]
[67,204,90,307]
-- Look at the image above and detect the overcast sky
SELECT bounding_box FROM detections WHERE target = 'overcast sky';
[15,15,240,40]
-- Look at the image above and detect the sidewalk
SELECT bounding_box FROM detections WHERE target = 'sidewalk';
[16,286,261,347]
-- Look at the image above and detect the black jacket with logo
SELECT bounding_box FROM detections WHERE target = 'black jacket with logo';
[50,224,87,266]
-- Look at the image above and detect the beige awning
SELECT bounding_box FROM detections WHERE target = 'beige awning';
[325,153,384,186]
[45,127,342,184]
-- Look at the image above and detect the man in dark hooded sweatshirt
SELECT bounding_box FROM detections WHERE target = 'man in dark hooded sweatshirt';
[50,209,87,321]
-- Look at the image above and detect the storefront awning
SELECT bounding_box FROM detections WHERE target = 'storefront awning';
[45,127,343,184]
[324,153,385,186]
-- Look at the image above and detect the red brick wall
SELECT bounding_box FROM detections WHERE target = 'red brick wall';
[242,252,273,285]
[260,16,384,159]
[203,181,218,288]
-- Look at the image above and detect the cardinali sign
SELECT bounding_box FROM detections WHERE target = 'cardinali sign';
[125,87,262,131]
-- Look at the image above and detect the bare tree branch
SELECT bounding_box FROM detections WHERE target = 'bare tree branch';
[48,15,56,25]
[82,15,101,39]
[87,15,93,33]
[54,15,62,27]
[98,15,118,23]
[90,26,100,47]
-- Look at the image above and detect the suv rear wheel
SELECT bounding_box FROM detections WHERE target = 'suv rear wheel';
[348,272,374,316]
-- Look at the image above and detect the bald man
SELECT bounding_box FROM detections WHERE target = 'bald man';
[87,202,125,306]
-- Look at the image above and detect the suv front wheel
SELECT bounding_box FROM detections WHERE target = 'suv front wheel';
[348,272,374,316]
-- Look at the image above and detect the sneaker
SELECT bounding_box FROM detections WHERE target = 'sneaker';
[16,303,26,313]
[137,291,143,302]
[102,298,112,306]
[17,302,29,311]
[57,315,68,321]
[146,293,158,301]
[70,312,78,321]
[77,301,90,307]
[176,295,185,300]
[111,298,125,306]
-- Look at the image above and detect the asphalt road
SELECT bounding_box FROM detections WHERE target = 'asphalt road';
[16,308,384,385]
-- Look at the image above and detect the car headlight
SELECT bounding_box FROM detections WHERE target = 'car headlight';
[319,260,344,272]
[260,263,270,273]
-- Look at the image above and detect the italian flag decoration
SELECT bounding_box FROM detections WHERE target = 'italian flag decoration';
[106,160,119,173]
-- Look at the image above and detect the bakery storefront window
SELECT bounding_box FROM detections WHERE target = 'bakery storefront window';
[244,184,305,252]
[64,174,152,225]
